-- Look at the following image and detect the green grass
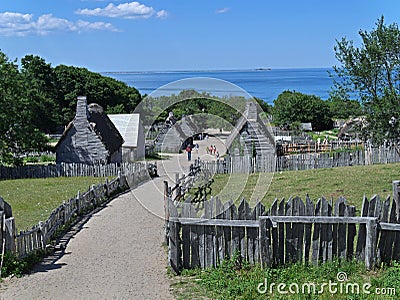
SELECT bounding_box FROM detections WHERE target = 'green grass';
[210,163,400,210]
[173,255,400,300]
[0,177,107,231]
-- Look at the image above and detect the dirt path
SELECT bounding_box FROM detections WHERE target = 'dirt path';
[0,132,228,300]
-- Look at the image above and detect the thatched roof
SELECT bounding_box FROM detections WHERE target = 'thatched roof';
[87,103,124,154]
[56,100,123,156]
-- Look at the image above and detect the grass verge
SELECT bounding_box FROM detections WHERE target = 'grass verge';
[173,254,400,300]
[0,177,107,230]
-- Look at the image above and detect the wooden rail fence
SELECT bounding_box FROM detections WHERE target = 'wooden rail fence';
[165,182,400,274]
[200,146,400,174]
[1,162,156,258]
[0,162,156,181]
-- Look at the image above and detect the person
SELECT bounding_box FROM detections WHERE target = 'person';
[213,145,217,155]
[195,143,199,155]
[186,145,192,161]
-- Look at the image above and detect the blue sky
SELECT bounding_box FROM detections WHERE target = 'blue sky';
[1,0,399,72]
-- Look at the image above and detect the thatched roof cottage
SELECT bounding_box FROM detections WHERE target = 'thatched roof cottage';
[56,96,145,164]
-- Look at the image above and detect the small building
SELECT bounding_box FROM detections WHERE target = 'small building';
[56,96,145,164]
[108,114,145,161]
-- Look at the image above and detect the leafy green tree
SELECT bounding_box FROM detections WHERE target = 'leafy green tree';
[20,55,59,132]
[332,16,400,149]
[53,65,141,125]
[328,89,363,119]
[272,91,333,130]
[0,51,48,165]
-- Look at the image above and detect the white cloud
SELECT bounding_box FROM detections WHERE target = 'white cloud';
[0,12,117,36]
[156,10,168,19]
[216,8,230,14]
[76,1,168,19]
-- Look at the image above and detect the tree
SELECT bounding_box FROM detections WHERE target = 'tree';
[332,16,400,149]
[272,91,333,131]
[53,65,141,125]
[0,51,48,165]
[20,55,59,132]
[328,89,363,119]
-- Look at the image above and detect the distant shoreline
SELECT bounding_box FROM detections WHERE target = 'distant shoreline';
[101,67,332,75]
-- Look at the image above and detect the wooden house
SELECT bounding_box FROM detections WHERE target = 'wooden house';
[108,114,145,161]
[56,96,123,164]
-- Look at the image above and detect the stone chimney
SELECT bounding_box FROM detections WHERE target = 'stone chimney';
[76,96,89,121]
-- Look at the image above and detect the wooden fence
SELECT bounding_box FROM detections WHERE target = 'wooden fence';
[1,162,156,258]
[277,141,364,155]
[0,162,156,181]
[200,146,400,174]
[165,181,400,274]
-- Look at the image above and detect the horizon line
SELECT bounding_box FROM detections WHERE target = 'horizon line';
[100,66,333,74]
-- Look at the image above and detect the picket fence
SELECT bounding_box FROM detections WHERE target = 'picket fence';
[0,162,154,180]
[165,181,400,274]
[1,161,155,258]
[200,146,400,174]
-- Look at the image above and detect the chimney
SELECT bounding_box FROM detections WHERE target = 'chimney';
[76,96,88,121]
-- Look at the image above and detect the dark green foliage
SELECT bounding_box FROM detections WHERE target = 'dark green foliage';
[272,90,333,131]
[332,16,400,146]
[53,65,141,125]
[1,250,44,278]
[328,88,363,119]
[0,52,49,166]
[141,89,246,128]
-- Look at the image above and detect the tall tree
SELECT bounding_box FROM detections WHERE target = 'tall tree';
[0,51,48,165]
[20,55,59,132]
[332,16,400,149]
[272,91,332,131]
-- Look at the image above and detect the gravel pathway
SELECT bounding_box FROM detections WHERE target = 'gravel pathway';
[0,187,173,300]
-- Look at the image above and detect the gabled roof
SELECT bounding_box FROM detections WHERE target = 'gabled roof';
[87,104,124,154]
[108,114,141,148]
[55,99,124,155]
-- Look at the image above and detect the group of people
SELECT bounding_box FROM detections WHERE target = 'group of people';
[206,145,219,159]
[185,143,220,161]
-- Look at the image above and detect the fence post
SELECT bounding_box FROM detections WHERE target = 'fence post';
[76,190,81,215]
[393,180,400,222]
[38,221,45,249]
[365,218,378,269]
[259,217,271,268]
[62,201,67,224]
[164,181,170,245]
[105,178,109,197]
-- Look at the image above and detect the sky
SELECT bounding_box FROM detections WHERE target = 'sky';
[1,0,400,72]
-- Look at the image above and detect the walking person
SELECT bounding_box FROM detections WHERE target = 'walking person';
[186,144,192,161]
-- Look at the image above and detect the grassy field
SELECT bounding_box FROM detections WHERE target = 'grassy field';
[172,256,400,300]
[0,177,107,231]
[210,163,400,211]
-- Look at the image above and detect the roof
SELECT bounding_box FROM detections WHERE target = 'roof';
[56,100,124,155]
[108,114,141,148]
[87,104,124,154]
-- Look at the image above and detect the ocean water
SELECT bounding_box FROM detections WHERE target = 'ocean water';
[104,68,334,105]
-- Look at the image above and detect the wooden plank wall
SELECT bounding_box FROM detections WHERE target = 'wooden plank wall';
[200,146,400,174]
[0,162,154,181]
[167,193,400,274]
